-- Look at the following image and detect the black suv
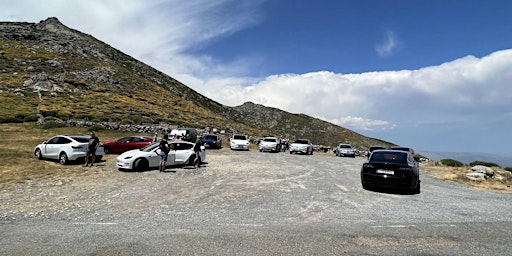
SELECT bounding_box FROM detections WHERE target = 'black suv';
[201,134,222,149]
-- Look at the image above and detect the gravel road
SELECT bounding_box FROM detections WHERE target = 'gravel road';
[1,149,512,255]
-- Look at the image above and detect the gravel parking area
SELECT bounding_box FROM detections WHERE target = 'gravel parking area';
[2,149,512,255]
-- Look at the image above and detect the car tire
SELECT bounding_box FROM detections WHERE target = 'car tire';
[59,152,68,165]
[34,148,43,160]
[103,147,109,154]
[259,149,262,152]
[134,158,149,172]
[412,180,421,194]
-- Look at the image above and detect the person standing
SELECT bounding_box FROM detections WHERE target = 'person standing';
[193,136,202,168]
[84,131,100,167]
[158,134,170,172]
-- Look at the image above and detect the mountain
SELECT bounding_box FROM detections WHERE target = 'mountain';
[0,17,393,149]
[418,151,512,168]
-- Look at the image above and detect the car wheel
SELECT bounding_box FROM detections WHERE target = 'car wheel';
[189,155,196,166]
[259,149,262,152]
[59,152,69,165]
[103,147,109,154]
[34,148,43,160]
[412,180,421,194]
[134,158,149,172]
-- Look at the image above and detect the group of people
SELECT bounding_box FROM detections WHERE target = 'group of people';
[157,134,203,173]
[82,131,203,172]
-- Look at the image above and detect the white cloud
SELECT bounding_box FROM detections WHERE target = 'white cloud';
[375,30,399,57]
[197,50,512,134]
[2,1,512,153]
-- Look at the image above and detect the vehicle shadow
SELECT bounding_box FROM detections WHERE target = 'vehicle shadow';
[363,186,420,195]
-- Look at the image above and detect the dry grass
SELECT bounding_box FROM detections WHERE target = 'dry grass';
[0,123,149,188]
[421,161,512,193]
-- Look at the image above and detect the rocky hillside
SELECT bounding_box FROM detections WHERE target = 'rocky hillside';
[0,17,393,149]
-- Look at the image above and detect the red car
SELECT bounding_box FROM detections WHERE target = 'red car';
[102,136,154,154]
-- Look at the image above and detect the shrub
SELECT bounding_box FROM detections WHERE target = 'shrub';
[505,167,512,173]
[469,161,500,168]
[440,159,465,167]
[87,125,104,132]
[23,115,39,122]
[41,121,66,129]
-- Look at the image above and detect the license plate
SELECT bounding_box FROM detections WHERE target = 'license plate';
[376,169,394,175]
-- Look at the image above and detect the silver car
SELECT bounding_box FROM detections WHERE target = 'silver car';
[336,143,356,158]
[289,139,314,155]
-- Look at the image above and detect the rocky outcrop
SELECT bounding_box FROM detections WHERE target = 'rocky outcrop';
[466,165,495,181]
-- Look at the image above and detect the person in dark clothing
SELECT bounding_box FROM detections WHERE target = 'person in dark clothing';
[159,134,170,172]
[193,136,202,168]
[84,132,100,167]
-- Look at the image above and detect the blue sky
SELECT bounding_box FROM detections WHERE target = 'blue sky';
[2,0,512,155]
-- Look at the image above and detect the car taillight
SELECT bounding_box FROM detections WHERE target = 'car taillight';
[363,163,374,169]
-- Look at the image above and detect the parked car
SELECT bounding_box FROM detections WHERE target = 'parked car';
[169,128,198,143]
[102,136,154,154]
[336,143,356,157]
[201,134,222,149]
[34,135,105,165]
[360,149,421,193]
[366,145,387,159]
[259,137,281,153]
[289,139,314,155]
[116,140,206,172]
[389,146,421,162]
[230,134,250,151]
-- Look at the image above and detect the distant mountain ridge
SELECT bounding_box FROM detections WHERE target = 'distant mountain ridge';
[418,151,512,168]
[0,17,393,149]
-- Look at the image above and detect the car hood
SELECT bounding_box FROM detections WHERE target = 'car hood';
[118,148,151,159]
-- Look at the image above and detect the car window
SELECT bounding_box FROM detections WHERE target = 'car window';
[339,144,351,148]
[295,140,309,144]
[204,135,217,140]
[141,144,159,152]
[171,142,193,150]
[233,135,247,140]
[264,138,276,142]
[118,137,131,143]
[57,137,72,144]
[133,137,146,142]
[70,136,90,143]
[371,152,407,164]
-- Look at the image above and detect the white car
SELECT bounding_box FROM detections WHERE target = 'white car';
[116,140,206,171]
[259,137,281,153]
[289,139,314,155]
[34,135,105,165]
[230,134,250,150]
[336,143,356,157]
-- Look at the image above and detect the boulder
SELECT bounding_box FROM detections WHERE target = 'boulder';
[470,165,494,177]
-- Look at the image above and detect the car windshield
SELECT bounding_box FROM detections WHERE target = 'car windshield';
[204,135,217,140]
[294,140,309,144]
[141,143,159,152]
[370,151,407,164]
[233,135,247,140]
[339,145,351,148]
[264,138,277,142]
[70,136,90,143]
